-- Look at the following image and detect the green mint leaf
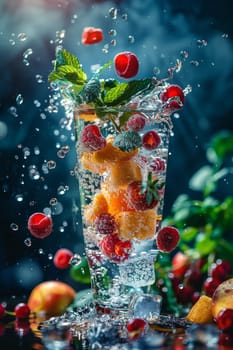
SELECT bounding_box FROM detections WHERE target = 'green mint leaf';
[103,79,152,106]
[56,49,83,70]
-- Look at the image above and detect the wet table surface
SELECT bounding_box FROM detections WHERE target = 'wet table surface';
[0,315,232,350]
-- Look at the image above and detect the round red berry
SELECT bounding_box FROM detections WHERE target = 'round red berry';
[14,303,31,319]
[94,213,116,235]
[156,226,180,253]
[99,234,131,262]
[160,84,185,110]
[81,27,103,45]
[80,124,106,151]
[27,212,53,239]
[53,248,73,269]
[126,113,146,131]
[142,130,161,150]
[127,180,158,211]
[216,309,233,331]
[175,284,194,305]
[127,318,148,340]
[0,304,5,319]
[203,277,221,297]
[114,52,139,79]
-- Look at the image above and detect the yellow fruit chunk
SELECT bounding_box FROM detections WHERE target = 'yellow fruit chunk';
[27,281,75,319]
[186,295,213,324]
[116,209,157,240]
[102,185,134,215]
[80,151,107,174]
[74,107,98,122]
[84,192,109,224]
[93,139,138,165]
[109,160,142,188]
[212,278,233,320]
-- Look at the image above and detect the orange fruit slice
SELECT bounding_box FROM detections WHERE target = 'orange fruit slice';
[80,151,108,174]
[186,295,213,324]
[116,209,157,240]
[102,183,134,215]
[83,192,109,225]
[109,160,142,188]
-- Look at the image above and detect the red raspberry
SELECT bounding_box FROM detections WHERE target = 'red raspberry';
[99,234,131,262]
[142,130,161,150]
[114,52,139,79]
[160,84,185,111]
[0,304,5,319]
[81,27,103,45]
[114,239,131,260]
[94,213,116,235]
[53,248,73,269]
[127,180,158,211]
[27,212,53,239]
[216,309,233,331]
[80,124,106,151]
[126,113,146,131]
[156,226,180,253]
[14,303,30,319]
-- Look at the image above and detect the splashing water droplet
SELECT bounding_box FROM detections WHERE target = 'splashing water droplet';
[109,7,118,19]
[47,160,56,170]
[8,106,18,117]
[15,194,24,202]
[9,39,15,46]
[50,201,63,215]
[49,197,58,206]
[16,94,24,105]
[34,100,41,108]
[48,253,53,260]
[121,13,128,20]
[18,33,27,42]
[10,223,19,231]
[24,238,32,247]
[108,29,117,36]
[23,48,33,59]
[38,249,44,255]
[35,74,43,83]
[190,60,200,67]
[128,35,135,43]
[196,39,207,48]
[57,185,66,195]
[180,50,189,60]
[70,254,82,266]
[102,44,109,54]
[110,39,116,46]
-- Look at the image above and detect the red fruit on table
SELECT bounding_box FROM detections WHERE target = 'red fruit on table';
[156,226,180,253]
[160,84,185,110]
[27,212,53,239]
[114,51,139,79]
[142,130,161,150]
[80,124,106,151]
[14,303,31,319]
[81,27,103,45]
[53,248,73,269]
[203,276,221,297]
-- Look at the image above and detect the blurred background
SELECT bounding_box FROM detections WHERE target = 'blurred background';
[0,0,233,299]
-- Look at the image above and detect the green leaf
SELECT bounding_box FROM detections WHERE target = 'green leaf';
[189,165,213,192]
[104,79,152,106]
[181,227,199,242]
[195,234,217,255]
[56,49,83,70]
[209,130,233,163]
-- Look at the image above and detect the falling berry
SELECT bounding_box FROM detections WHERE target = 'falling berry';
[114,51,139,79]
[142,130,161,150]
[216,309,233,331]
[0,304,5,319]
[14,303,31,319]
[27,212,53,239]
[81,27,103,45]
[80,124,106,151]
[156,226,180,253]
[126,113,146,131]
[160,84,185,111]
[94,213,116,235]
[53,248,73,269]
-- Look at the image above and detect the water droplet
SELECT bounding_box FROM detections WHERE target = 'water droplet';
[10,223,19,231]
[34,146,40,155]
[180,50,189,60]
[50,201,63,215]
[49,197,57,206]
[153,67,160,75]
[48,253,53,260]
[23,48,33,59]
[38,249,44,255]
[18,33,27,42]
[110,39,116,46]
[8,106,18,117]
[0,121,8,139]
[35,74,43,83]
[24,238,32,247]
[15,194,24,202]
[121,13,128,20]
[128,35,135,43]
[28,165,40,180]
[190,60,200,67]
[57,185,66,195]
[222,33,229,38]
[23,147,30,159]
[16,94,24,105]
[108,29,117,36]
[34,100,41,108]
[102,44,109,54]
[109,7,118,19]
[47,160,56,170]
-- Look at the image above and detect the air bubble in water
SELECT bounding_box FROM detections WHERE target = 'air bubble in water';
[50,201,63,215]
[190,60,200,67]
[109,29,117,36]
[0,121,8,140]
[23,48,33,59]
[121,13,128,20]
[24,238,32,247]
[9,39,16,46]
[15,194,24,202]
[38,248,44,255]
[48,253,53,260]
[180,50,189,60]
[153,67,160,75]
[10,223,19,231]
[8,106,18,117]
[34,100,41,108]
[16,94,24,105]
[47,160,56,170]
[110,39,116,46]
[18,33,27,42]
[70,254,82,266]
[128,35,135,43]
[57,185,66,195]
[109,7,118,19]
[196,39,207,48]
[49,197,58,206]
[28,166,40,180]
[102,44,109,54]
[36,74,43,83]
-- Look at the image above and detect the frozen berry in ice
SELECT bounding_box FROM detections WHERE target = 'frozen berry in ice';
[81,27,103,45]
[216,309,233,331]
[142,130,161,150]
[114,52,139,79]
[114,239,132,260]
[14,303,31,319]
[0,304,5,319]
[149,157,166,173]
[99,234,131,262]
[80,124,106,151]
[113,130,142,152]
[126,113,146,131]
[127,177,159,211]
[156,226,180,253]
[53,248,73,269]
[160,84,185,110]
[127,318,148,340]
[94,213,116,235]
[27,212,53,239]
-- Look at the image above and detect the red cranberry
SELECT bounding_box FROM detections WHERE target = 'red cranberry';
[114,52,139,79]
[142,130,161,150]
[216,309,233,331]
[203,277,221,297]
[53,248,73,269]
[81,27,103,45]
[175,284,194,305]
[160,84,185,111]
[27,212,53,239]
[14,303,31,319]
